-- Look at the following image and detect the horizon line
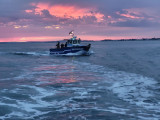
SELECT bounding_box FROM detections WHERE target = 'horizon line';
[0,37,160,43]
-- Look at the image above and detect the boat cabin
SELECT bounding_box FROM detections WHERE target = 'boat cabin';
[67,36,81,47]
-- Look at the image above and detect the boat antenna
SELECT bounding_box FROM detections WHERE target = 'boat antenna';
[69,30,74,37]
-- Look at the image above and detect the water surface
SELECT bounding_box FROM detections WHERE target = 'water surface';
[0,41,160,120]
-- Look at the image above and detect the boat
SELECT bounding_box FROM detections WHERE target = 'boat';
[50,31,91,56]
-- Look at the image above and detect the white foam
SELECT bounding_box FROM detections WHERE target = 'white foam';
[13,51,49,56]
[137,115,159,120]
[0,85,58,119]
[70,115,87,120]
[73,61,160,113]
[106,106,128,114]
[0,102,17,108]
[54,50,92,56]
[107,72,158,109]
[1,60,160,119]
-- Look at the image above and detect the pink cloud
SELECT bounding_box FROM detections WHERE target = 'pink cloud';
[28,3,105,22]
[115,8,160,24]
[25,10,33,13]
[116,9,144,19]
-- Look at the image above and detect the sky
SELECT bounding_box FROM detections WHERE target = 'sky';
[0,0,160,42]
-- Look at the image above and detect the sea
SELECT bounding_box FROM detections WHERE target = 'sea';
[0,40,160,120]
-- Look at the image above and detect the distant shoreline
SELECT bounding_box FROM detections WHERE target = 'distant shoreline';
[0,38,160,43]
[101,38,160,41]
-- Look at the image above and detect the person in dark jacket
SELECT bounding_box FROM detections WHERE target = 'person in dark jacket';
[65,42,67,47]
[61,43,64,48]
[56,42,60,49]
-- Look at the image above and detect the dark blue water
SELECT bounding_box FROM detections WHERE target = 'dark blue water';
[0,41,160,120]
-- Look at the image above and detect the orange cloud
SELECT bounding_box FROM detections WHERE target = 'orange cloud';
[30,3,104,22]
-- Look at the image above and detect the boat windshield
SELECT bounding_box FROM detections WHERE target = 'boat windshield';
[67,39,81,45]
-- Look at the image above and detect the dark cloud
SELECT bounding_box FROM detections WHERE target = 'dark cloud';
[110,19,160,27]
[0,0,160,41]
[0,0,160,26]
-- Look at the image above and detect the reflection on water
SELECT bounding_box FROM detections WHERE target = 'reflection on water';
[31,63,99,86]
[38,72,77,85]
[33,64,77,85]
[0,62,100,88]
[33,64,74,71]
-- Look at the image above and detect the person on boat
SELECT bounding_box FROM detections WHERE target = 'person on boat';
[61,43,64,48]
[65,42,67,47]
[56,42,60,49]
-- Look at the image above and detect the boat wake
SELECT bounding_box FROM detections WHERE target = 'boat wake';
[0,51,93,57]
[0,60,160,120]
[12,51,49,56]
[55,50,93,56]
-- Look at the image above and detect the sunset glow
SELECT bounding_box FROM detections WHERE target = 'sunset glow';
[19,36,66,42]
[33,3,104,22]
[0,0,160,42]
